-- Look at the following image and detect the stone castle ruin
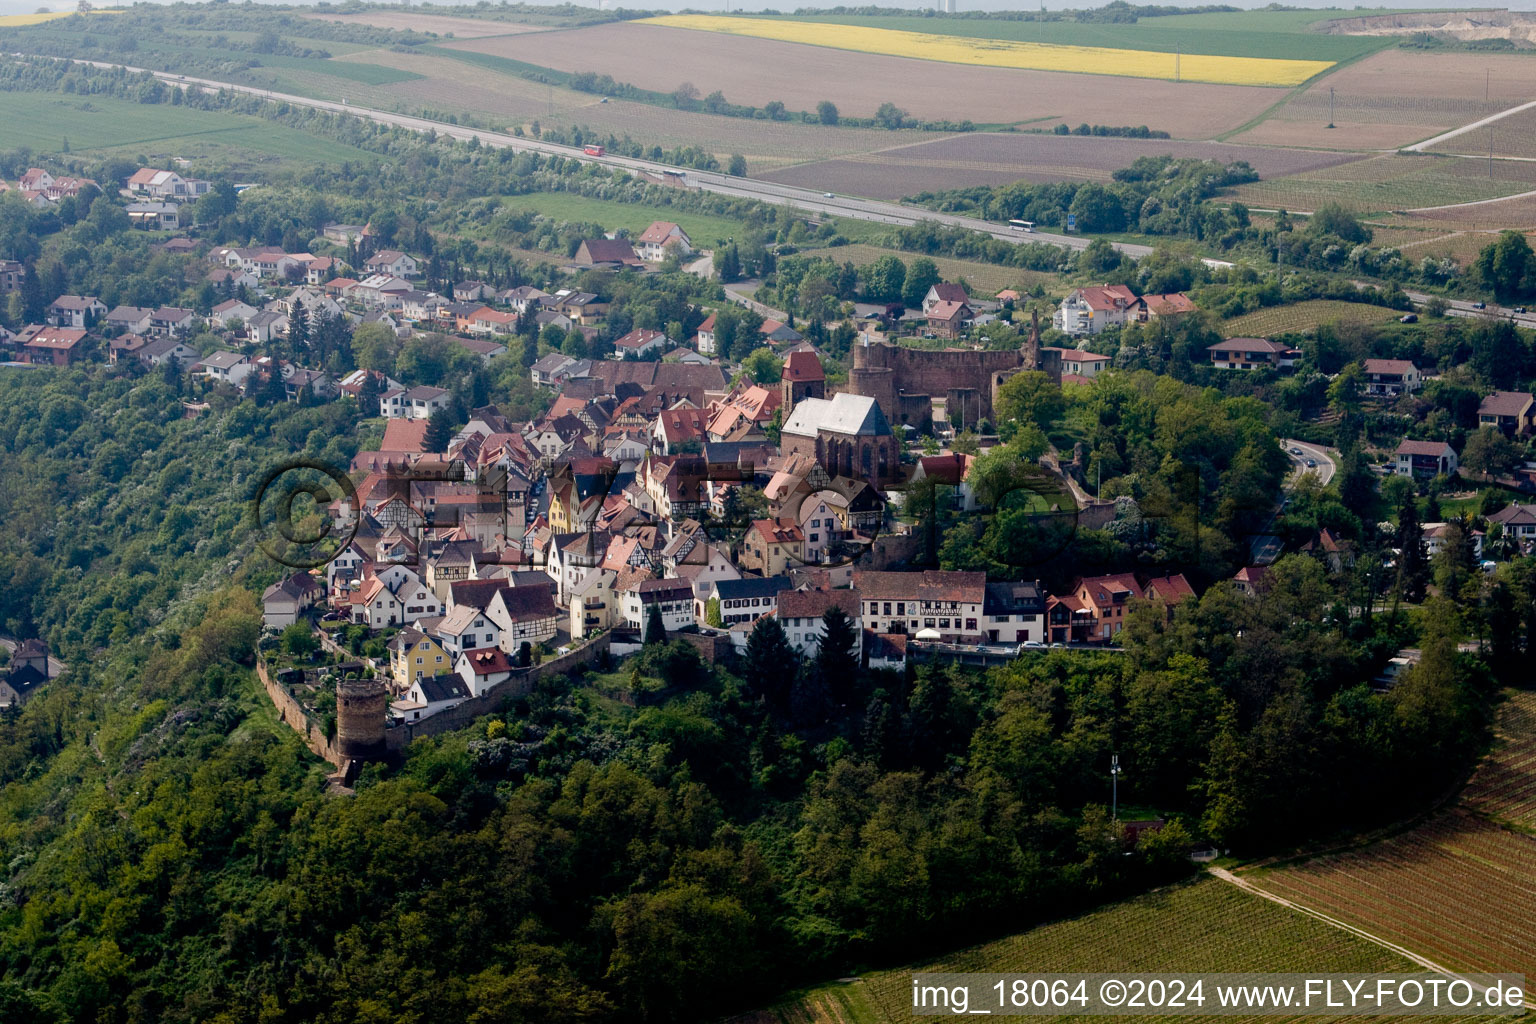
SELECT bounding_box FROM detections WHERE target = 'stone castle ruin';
[848,311,1060,432]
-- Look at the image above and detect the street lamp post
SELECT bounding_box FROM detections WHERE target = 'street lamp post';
[1110,754,1122,821]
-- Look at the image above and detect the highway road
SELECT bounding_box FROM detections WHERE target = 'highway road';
[64,58,1156,259]
[1401,289,1536,329]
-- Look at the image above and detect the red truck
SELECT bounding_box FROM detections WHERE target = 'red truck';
[582,144,605,157]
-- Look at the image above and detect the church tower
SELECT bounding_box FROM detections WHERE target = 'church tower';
[780,349,826,420]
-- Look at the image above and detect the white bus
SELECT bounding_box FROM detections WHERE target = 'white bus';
[1009,219,1035,233]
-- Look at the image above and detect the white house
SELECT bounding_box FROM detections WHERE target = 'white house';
[380,385,451,420]
[354,274,412,309]
[922,282,968,316]
[612,328,668,359]
[211,298,259,328]
[693,313,717,355]
[261,573,320,628]
[635,221,693,262]
[981,579,1047,644]
[776,587,863,659]
[1393,439,1457,479]
[486,584,560,648]
[45,295,105,328]
[400,674,472,721]
[569,568,617,640]
[620,577,694,634]
[1363,359,1423,397]
[352,567,443,629]
[436,604,501,657]
[364,250,420,279]
[454,647,517,697]
[126,167,211,202]
[698,574,791,628]
[104,305,154,336]
[196,350,254,387]
[1052,284,1136,336]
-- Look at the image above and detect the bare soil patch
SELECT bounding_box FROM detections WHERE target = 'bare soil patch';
[333,49,943,170]
[304,11,544,38]
[761,132,1363,198]
[1232,49,1536,150]
[445,22,1280,137]
[1327,9,1536,47]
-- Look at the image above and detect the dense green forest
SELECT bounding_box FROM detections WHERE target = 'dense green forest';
[0,366,1526,1023]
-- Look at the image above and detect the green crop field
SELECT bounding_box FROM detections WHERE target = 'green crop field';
[1222,300,1404,338]
[485,193,750,249]
[795,243,1060,297]
[730,877,1506,1024]
[750,9,1389,61]
[471,194,891,253]
[0,90,380,166]
[5,27,424,86]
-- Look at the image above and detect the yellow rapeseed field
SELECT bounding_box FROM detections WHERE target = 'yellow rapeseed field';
[0,9,119,26]
[639,14,1332,88]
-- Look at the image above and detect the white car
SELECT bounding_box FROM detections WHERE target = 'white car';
[1020,640,1046,650]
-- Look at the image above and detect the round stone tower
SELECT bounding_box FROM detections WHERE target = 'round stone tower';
[336,677,389,761]
[848,338,898,429]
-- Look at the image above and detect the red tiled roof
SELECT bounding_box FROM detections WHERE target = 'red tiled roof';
[381,419,429,454]
[750,517,804,546]
[782,349,824,382]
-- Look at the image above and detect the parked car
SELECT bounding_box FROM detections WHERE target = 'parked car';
[1516,306,1528,314]
[1473,301,1487,309]
[1020,640,1046,650]
[1399,313,1418,323]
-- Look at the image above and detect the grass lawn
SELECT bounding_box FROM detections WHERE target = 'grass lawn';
[0,89,380,166]
[494,193,760,249]
[1222,300,1405,338]
[1431,486,1528,521]
[730,876,1443,1024]
[796,243,1060,297]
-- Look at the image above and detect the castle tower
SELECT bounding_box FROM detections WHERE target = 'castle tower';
[336,677,389,761]
[1022,307,1041,372]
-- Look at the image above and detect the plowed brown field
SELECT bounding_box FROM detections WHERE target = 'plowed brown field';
[760,132,1364,198]
[445,21,1282,136]
[1232,50,1536,150]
